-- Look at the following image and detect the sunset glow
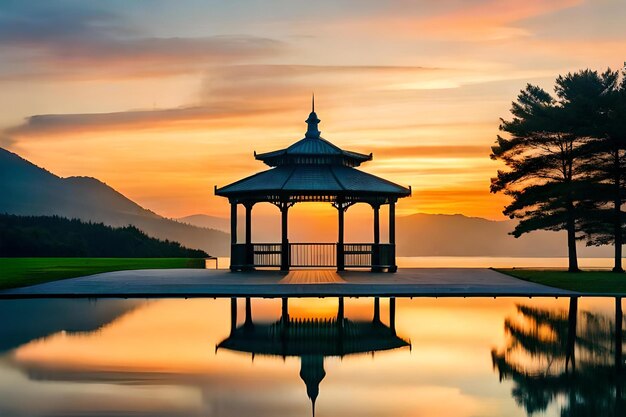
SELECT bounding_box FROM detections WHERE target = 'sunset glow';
[2,0,626,221]
[6,297,608,417]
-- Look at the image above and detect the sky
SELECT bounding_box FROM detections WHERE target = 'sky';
[1,0,626,220]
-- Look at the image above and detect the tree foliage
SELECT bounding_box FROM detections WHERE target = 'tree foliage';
[0,214,208,258]
[491,67,626,272]
[491,82,586,271]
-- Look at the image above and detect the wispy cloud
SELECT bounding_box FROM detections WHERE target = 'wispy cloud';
[2,64,445,139]
[3,103,287,138]
[0,2,285,80]
[371,145,488,159]
[324,0,583,42]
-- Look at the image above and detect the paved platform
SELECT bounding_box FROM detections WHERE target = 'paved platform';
[0,268,577,298]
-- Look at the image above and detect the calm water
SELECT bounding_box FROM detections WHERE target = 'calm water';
[211,256,618,269]
[0,296,623,417]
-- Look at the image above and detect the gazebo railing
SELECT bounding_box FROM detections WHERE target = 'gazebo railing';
[344,243,372,267]
[290,243,336,267]
[252,243,282,267]
[230,242,395,270]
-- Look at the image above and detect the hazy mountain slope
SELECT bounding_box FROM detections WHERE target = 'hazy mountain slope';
[177,214,230,232]
[0,299,144,353]
[0,148,229,255]
[396,213,610,257]
[180,212,611,257]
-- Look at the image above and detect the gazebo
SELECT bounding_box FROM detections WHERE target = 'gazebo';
[216,297,409,416]
[215,99,411,272]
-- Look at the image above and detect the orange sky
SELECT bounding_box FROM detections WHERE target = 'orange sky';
[1,0,626,220]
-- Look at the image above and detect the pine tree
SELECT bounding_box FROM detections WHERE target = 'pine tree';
[491,83,587,272]
[574,67,626,272]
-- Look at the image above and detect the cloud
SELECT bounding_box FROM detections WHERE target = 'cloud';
[0,134,16,147]
[325,0,583,42]
[371,145,489,159]
[2,103,288,138]
[0,2,285,80]
[418,0,583,40]
[2,64,445,139]
[0,1,130,44]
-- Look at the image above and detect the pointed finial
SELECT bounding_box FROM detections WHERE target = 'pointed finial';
[305,94,321,139]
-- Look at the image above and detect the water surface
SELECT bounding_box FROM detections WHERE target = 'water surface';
[211,256,619,269]
[0,296,623,416]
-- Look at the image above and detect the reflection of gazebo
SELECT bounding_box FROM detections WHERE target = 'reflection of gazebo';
[217,297,409,416]
[215,98,411,272]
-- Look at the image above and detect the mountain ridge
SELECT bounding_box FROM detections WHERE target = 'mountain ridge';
[179,213,611,257]
[0,148,229,256]
[1,147,613,258]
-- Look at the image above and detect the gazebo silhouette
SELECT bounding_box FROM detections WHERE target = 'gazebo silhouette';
[217,297,409,416]
[215,98,411,272]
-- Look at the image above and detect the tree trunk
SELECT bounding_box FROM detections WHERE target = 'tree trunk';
[566,197,580,272]
[613,150,624,273]
[565,296,578,372]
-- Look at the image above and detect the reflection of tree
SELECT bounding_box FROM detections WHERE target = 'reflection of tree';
[492,297,625,417]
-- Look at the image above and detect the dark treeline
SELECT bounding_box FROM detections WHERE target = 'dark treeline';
[0,214,208,258]
[491,66,626,272]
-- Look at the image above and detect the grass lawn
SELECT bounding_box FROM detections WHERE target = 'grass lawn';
[496,268,626,294]
[0,257,206,290]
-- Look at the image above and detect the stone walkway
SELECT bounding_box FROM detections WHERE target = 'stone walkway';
[0,268,577,298]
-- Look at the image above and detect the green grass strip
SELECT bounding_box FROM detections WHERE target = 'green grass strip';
[0,258,206,290]
[496,268,626,294]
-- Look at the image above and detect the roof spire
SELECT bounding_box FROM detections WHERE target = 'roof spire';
[305,95,321,139]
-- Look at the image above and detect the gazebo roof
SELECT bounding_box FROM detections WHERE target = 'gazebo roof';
[215,164,409,197]
[255,136,372,167]
[217,318,409,357]
[255,98,372,168]
[215,99,411,204]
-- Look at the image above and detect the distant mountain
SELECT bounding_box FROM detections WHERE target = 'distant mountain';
[0,148,229,255]
[395,213,611,257]
[3,146,611,259]
[180,212,612,257]
[0,299,144,353]
[177,214,230,232]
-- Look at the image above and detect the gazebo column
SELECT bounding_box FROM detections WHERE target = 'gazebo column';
[337,201,345,272]
[389,297,396,335]
[244,297,254,330]
[230,201,238,271]
[282,297,289,325]
[230,297,238,334]
[244,202,254,269]
[280,202,290,271]
[373,297,381,323]
[372,203,382,272]
[389,199,397,273]
[337,297,344,322]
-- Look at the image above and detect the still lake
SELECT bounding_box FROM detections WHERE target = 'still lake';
[211,256,619,269]
[0,296,623,417]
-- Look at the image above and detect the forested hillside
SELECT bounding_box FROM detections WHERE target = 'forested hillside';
[0,214,208,257]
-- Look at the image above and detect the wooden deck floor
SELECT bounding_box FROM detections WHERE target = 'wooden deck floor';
[279,270,346,284]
